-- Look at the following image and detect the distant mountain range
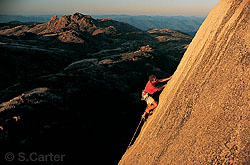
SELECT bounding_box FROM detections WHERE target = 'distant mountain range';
[93,15,206,36]
[0,15,55,23]
[0,14,205,36]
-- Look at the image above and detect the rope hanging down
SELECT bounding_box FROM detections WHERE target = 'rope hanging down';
[126,117,144,151]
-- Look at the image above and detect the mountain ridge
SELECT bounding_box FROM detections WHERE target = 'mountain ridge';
[0,14,205,36]
[0,13,141,44]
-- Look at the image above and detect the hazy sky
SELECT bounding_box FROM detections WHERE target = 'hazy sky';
[0,0,220,16]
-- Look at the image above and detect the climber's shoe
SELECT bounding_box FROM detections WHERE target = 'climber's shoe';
[142,111,148,121]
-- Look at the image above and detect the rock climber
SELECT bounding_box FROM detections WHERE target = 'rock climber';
[141,74,172,120]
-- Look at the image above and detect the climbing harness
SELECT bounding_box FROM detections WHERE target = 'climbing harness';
[126,117,144,150]
[141,90,149,101]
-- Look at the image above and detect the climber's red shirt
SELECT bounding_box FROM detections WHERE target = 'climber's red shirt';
[144,80,160,95]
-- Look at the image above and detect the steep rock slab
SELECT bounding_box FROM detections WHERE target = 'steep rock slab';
[120,0,250,164]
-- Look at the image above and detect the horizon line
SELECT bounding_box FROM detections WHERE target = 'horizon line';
[0,13,208,17]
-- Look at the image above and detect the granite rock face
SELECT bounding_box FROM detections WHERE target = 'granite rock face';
[119,0,250,164]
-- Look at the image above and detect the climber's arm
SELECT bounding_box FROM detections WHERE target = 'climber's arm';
[158,75,173,82]
[159,83,168,91]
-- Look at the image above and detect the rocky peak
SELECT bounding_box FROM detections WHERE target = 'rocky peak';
[57,14,71,28]
[0,12,141,43]
[48,15,59,26]
[50,15,59,22]
[70,12,93,21]
[44,13,97,33]
[71,12,85,20]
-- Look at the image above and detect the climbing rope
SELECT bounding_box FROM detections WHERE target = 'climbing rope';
[126,117,143,151]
